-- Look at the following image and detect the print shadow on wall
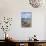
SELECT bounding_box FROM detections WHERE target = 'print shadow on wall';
[21,12,32,28]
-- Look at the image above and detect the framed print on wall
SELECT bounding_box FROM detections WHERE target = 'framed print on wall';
[21,12,32,27]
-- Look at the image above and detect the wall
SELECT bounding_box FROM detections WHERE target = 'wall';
[0,0,46,40]
[44,15,46,40]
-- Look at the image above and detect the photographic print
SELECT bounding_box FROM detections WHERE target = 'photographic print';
[21,12,32,27]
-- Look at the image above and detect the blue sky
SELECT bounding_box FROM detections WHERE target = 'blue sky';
[21,12,32,19]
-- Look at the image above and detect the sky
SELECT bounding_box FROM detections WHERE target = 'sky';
[21,12,32,19]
